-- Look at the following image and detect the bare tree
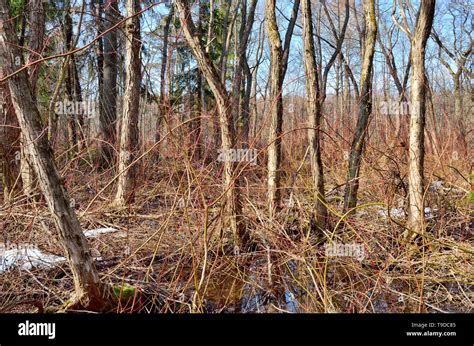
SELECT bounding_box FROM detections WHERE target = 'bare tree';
[0,83,20,200]
[99,0,119,166]
[343,0,377,211]
[265,0,300,217]
[292,0,349,225]
[231,0,258,145]
[114,0,141,206]
[64,0,86,154]
[0,0,109,309]
[20,0,45,198]
[157,3,174,150]
[392,0,436,241]
[301,0,328,229]
[431,3,472,136]
[175,0,249,253]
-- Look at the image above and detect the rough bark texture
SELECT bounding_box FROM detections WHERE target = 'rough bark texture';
[20,0,45,198]
[175,0,248,253]
[114,0,141,206]
[265,0,284,217]
[99,0,119,166]
[406,0,435,240]
[301,0,328,229]
[265,0,300,217]
[64,0,84,153]
[0,83,21,200]
[343,0,377,211]
[0,0,108,309]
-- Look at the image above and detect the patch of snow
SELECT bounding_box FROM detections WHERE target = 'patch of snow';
[429,180,464,194]
[378,207,437,220]
[0,245,66,273]
[424,207,437,220]
[430,180,444,191]
[83,227,119,238]
[378,208,405,219]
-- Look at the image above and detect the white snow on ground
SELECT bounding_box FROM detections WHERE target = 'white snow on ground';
[0,245,66,273]
[378,208,405,219]
[378,207,437,220]
[0,227,119,273]
[424,207,437,220]
[83,227,119,238]
[429,180,464,194]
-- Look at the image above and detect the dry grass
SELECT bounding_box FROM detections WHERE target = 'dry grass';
[0,105,472,313]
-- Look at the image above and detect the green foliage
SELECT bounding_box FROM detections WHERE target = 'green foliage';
[113,284,136,300]
[466,191,474,203]
[7,0,26,30]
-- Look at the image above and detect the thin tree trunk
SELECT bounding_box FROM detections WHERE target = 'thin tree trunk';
[21,0,44,198]
[231,0,257,145]
[175,0,248,253]
[94,0,104,142]
[454,75,462,120]
[157,4,174,148]
[250,21,264,140]
[265,0,284,217]
[405,0,435,241]
[265,0,300,217]
[64,0,78,154]
[343,0,377,212]
[0,1,109,309]
[114,0,141,206]
[0,84,21,200]
[99,0,119,166]
[301,0,328,230]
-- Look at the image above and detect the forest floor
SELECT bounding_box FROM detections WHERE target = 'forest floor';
[0,142,472,313]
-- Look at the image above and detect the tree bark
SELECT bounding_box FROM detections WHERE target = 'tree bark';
[175,0,248,253]
[405,0,435,241]
[231,0,257,145]
[265,0,284,217]
[20,0,45,198]
[343,0,377,212]
[301,0,328,229]
[114,0,141,206]
[265,0,300,217]
[0,0,108,309]
[157,4,174,149]
[99,0,119,166]
[0,83,21,200]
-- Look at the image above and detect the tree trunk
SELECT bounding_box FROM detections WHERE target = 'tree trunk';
[265,0,300,217]
[265,0,284,217]
[99,0,119,166]
[454,75,462,120]
[343,0,377,212]
[0,83,21,200]
[241,56,252,144]
[114,0,141,206]
[0,1,108,309]
[405,0,435,241]
[231,0,257,146]
[64,0,79,153]
[301,0,328,229]
[21,0,45,198]
[157,4,174,148]
[175,0,248,253]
